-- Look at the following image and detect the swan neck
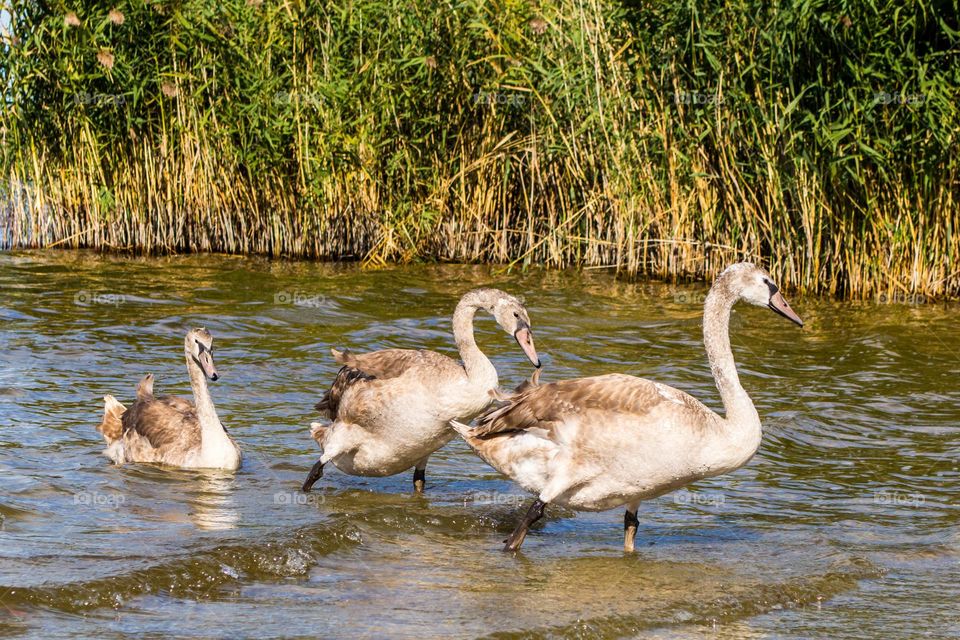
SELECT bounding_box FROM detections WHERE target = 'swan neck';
[703,286,756,425]
[452,293,498,387]
[186,352,225,441]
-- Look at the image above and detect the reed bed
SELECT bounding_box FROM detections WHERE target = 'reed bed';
[1,0,958,298]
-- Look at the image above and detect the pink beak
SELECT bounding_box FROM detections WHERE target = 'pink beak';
[197,350,219,381]
[514,326,541,368]
[768,291,803,327]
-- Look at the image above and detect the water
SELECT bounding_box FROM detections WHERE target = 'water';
[0,251,958,639]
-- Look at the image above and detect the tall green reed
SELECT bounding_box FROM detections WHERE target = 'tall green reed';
[1,0,957,299]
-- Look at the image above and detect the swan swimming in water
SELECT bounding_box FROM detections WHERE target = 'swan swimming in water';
[97,328,241,471]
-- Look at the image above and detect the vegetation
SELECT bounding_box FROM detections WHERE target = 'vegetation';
[1,0,958,298]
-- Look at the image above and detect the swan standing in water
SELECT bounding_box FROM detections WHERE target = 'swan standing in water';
[302,288,541,493]
[452,263,803,552]
[97,328,241,470]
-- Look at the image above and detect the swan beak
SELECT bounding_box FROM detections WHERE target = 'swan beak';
[514,325,541,368]
[198,350,220,381]
[768,291,803,327]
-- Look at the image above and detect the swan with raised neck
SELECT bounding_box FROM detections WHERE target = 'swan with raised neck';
[452,262,803,552]
[97,328,241,470]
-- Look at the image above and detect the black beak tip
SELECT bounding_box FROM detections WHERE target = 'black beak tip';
[534,359,542,368]
[210,373,220,381]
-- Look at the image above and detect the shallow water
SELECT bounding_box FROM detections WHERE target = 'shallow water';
[0,251,958,639]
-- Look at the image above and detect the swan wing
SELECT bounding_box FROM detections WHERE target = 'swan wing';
[121,395,202,452]
[471,373,713,439]
[333,348,454,379]
[317,348,459,418]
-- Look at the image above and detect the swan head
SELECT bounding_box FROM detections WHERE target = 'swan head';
[723,263,803,327]
[185,328,220,380]
[487,291,541,368]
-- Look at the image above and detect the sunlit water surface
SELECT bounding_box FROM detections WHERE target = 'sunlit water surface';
[0,251,958,639]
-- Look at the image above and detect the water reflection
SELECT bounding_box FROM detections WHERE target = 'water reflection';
[189,471,240,531]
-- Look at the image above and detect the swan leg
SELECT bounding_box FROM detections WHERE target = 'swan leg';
[503,499,547,552]
[413,457,428,493]
[302,459,325,492]
[624,502,640,552]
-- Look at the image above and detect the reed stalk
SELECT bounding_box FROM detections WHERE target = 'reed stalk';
[1,0,957,299]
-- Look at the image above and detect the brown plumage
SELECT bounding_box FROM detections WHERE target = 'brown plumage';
[97,395,125,442]
[314,348,447,419]
[303,288,543,493]
[95,328,241,470]
[331,347,434,378]
[488,367,542,402]
[315,365,374,418]
[120,392,203,453]
[451,263,804,552]
[473,373,710,439]
[136,373,154,400]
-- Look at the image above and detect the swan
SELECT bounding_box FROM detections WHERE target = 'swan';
[96,328,241,470]
[302,288,541,493]
[451,263,803,552]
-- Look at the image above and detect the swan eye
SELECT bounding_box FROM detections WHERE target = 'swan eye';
[513,311,520,318]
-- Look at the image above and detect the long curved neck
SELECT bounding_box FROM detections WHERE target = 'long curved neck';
[702,285,758,427]
[452,292,498,387]
[185,352,225,442]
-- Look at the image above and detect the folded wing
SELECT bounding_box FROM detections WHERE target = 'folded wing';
[121,395,202,452]
[315,348,457,419]
[471,373,713,439]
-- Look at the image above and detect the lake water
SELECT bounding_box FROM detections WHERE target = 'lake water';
[0,251,958,639]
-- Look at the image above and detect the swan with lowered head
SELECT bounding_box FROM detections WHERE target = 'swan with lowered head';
[302,288,541,493]
[452,263,802,552]
[97,328,241,470]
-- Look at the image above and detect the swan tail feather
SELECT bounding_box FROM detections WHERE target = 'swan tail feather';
[135,373,155,400]
[309,421,330,445]
[450,419,474,439]
[98,395,126,444]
